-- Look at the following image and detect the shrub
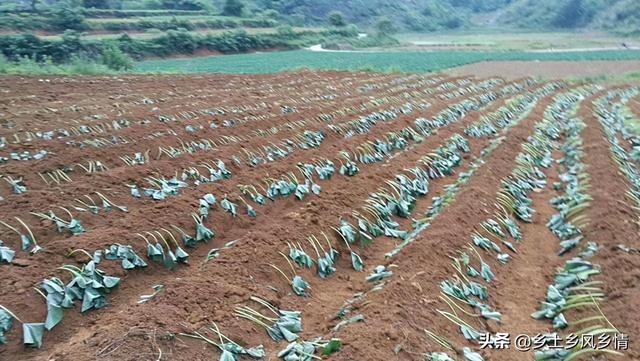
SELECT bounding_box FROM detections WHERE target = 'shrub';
[100,44,134,71]
[49,5,87,31]
[374,17,396,37]
[222,0,245,17]
[276,25,295,39]
[328,11,347,27]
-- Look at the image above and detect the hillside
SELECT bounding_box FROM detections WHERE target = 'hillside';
[0,0,638,34]
[238,0,640,34]
[499,0,640,35]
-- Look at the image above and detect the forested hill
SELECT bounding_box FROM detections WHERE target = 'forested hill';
[2,0,639,35]
[230,0,639,35]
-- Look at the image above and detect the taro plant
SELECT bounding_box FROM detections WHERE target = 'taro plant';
[192,213,215,242]
[287,241,313,269]
[0,305,45,348]
[204,240,238,263]
[38,169,72,185]
[138,284,164,304]
[277,338,341,360]
[199,193,217,219]
[351,210,383,241]
[221,196,239,217]
[234,296,302,342]
[338,151,359,176]
[0,240,15,263]
[424,329,485,361]
[237,196,257,217]
[197,160,232,183]
[179,322,266,360]
[73,195,101,214]
[365,265,393,283]
[95,192,128,213]
[238,184,267,205]
[306,234,338,279]
[76,160,109,174]
[269,254,310,297]
[148,230,189,269]
[57,260,121,313]
[119,150,149,166]
[34,277,69,331]
[467,244,495,283]
[312,158,335,180]
[0,217,41,254]
[31,207,85,236]
[4,176,27,194]
[103,243,148,269]
[133,174,188,200]
[332,227,363,272]
[171,224,196,248]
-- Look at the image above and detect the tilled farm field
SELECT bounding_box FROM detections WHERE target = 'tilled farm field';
[0,72,638,361]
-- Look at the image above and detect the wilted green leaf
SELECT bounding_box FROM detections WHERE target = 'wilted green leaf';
[164,250,177,270]
[219,349,236,361]
[44,304,63,331]
[246,205,257,218]
[321,339,341,356]
[0,241,15,263]
[366,265,392,282]
[196,223,215,242]
[480,261,494,282]
[20,234,31,251]
[221,198,238,217]
[462,347,484,361]
[23,323,45,348]
[338,219,357,243]
[147,243,163,261]
[0,308,13,344]
[291,275,310,297]
[175,247,189,263]
[350,251,364,272]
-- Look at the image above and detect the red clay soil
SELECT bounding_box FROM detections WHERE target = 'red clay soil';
[579,95,640,360]
[0,72,637,361]
[325,89,562,361]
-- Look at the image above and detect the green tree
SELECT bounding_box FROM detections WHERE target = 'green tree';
[374,17,396,37]
[222,0,245,17]
[327,11,347,27]
[160,0,207,10]
[552,0,591,28]
[83,0,109,8]
[262,9,280,21]
[29,0,40,11]
[50,5,87,31]
[100,44,134,71]
[276,25,294,38]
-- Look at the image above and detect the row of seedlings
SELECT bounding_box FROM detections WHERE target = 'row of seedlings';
[422,97,568,361]
[526,87,624,361]
[464,82,565,138]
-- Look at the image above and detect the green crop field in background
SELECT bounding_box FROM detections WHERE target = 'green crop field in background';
[135,49,640,74]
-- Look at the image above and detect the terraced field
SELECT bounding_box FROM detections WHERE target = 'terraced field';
[0,72,638,361]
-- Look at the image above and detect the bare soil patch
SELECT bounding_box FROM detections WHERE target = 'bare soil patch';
[448,60,640,80]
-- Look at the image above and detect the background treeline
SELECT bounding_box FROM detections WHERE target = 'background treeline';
[1,0,638,35]
[0,27,358,61]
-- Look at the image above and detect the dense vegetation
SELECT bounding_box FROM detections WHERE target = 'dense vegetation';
[0,27,358,67]
[500,0,640,35]
[0,0,638,34]
[209,0,640,34]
